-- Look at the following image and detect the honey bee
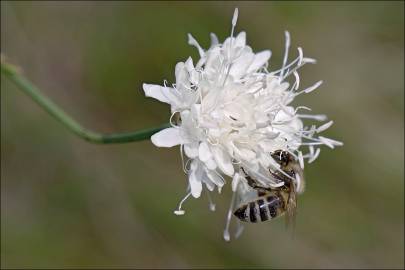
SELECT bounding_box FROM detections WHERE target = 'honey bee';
[233,150,304,225]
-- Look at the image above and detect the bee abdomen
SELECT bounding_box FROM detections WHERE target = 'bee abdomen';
[234,195,284,223]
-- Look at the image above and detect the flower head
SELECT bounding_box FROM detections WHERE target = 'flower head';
[143,8,342,239]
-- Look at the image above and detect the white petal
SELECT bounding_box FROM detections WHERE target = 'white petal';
[234,146,256,160]
[188,33,205,57]
[232,173,240,192]
[229,48,254,79]
[143,84,179,104]
[258,152,272,168]
[151,128,183,147]
[205,46,221,71]
[247,50,271,73]
[175,62,189,89]
[205,158,217,170]
[198,142,212,162]
[189,70,199,86]
[204,178,215,191]
[211,146,234,176]
[184,143,199,158]
[210,33,219,47]
[189,161,202,198]
[235,31,246,48]
[175,62,185,80]
[185,57,194,72]
[274,106,295,123]
[206,169,224,187]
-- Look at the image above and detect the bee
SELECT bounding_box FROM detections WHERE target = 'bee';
[233,150,304,224]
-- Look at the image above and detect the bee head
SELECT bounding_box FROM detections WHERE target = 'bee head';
[271,150,291,167]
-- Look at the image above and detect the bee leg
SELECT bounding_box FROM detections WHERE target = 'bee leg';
[245,175,258,188]
[241,167,272,192]
[245,175,270,191]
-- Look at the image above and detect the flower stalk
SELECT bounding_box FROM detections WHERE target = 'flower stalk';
[1,60,169,144]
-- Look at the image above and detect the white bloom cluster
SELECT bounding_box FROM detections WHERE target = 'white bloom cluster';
[143,9,342,222]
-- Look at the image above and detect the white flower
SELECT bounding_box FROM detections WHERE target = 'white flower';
[142,8,342,237]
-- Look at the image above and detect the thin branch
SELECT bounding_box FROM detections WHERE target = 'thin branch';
[1,59,169,144]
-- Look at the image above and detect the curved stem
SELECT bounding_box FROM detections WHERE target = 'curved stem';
[1,60,170,144]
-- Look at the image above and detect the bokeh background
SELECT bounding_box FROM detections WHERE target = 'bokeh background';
[1,1,404,269]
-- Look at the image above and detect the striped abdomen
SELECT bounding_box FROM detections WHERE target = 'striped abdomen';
[233,193,285,223]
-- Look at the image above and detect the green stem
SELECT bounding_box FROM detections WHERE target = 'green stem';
[1,60,170,144]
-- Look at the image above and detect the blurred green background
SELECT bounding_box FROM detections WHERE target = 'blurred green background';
[1,1,404,268]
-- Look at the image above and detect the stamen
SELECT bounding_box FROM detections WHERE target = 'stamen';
[303,57,317,63]
[169,111,181,127]
[227,8,239,65]
[297,142,328,146]
[180,144,188,174]
[297,47,304,66]
[180,146,194,174]
[198,85,204,110]
[304,80,323,94]
[293,80,323,97]
[232,8,239,31]
[309,145,315,156]
[223,191,237,242]
[281,60,309,80]
[319,136,344,148]
[298,129,317,136]
[270,55,300,74]
[184,158,192,173]
[174,191,192,215]
[232,158,242,165]
[298,151,304,169]
[279,31,291,81]
[206,191,216,211]
[300,133,324,142]
[293,71,300,90]
[308,148,321,163]
[207,136,219,146]
[295,106,312,113]
[296,114,327,121]
[295,173,303,194]
[316,120,334,133]
[212,169,226,186]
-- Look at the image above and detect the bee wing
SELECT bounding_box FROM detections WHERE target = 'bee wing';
[285,183,297,231]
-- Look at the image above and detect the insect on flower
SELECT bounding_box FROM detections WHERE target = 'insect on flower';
[142,8,343,241]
